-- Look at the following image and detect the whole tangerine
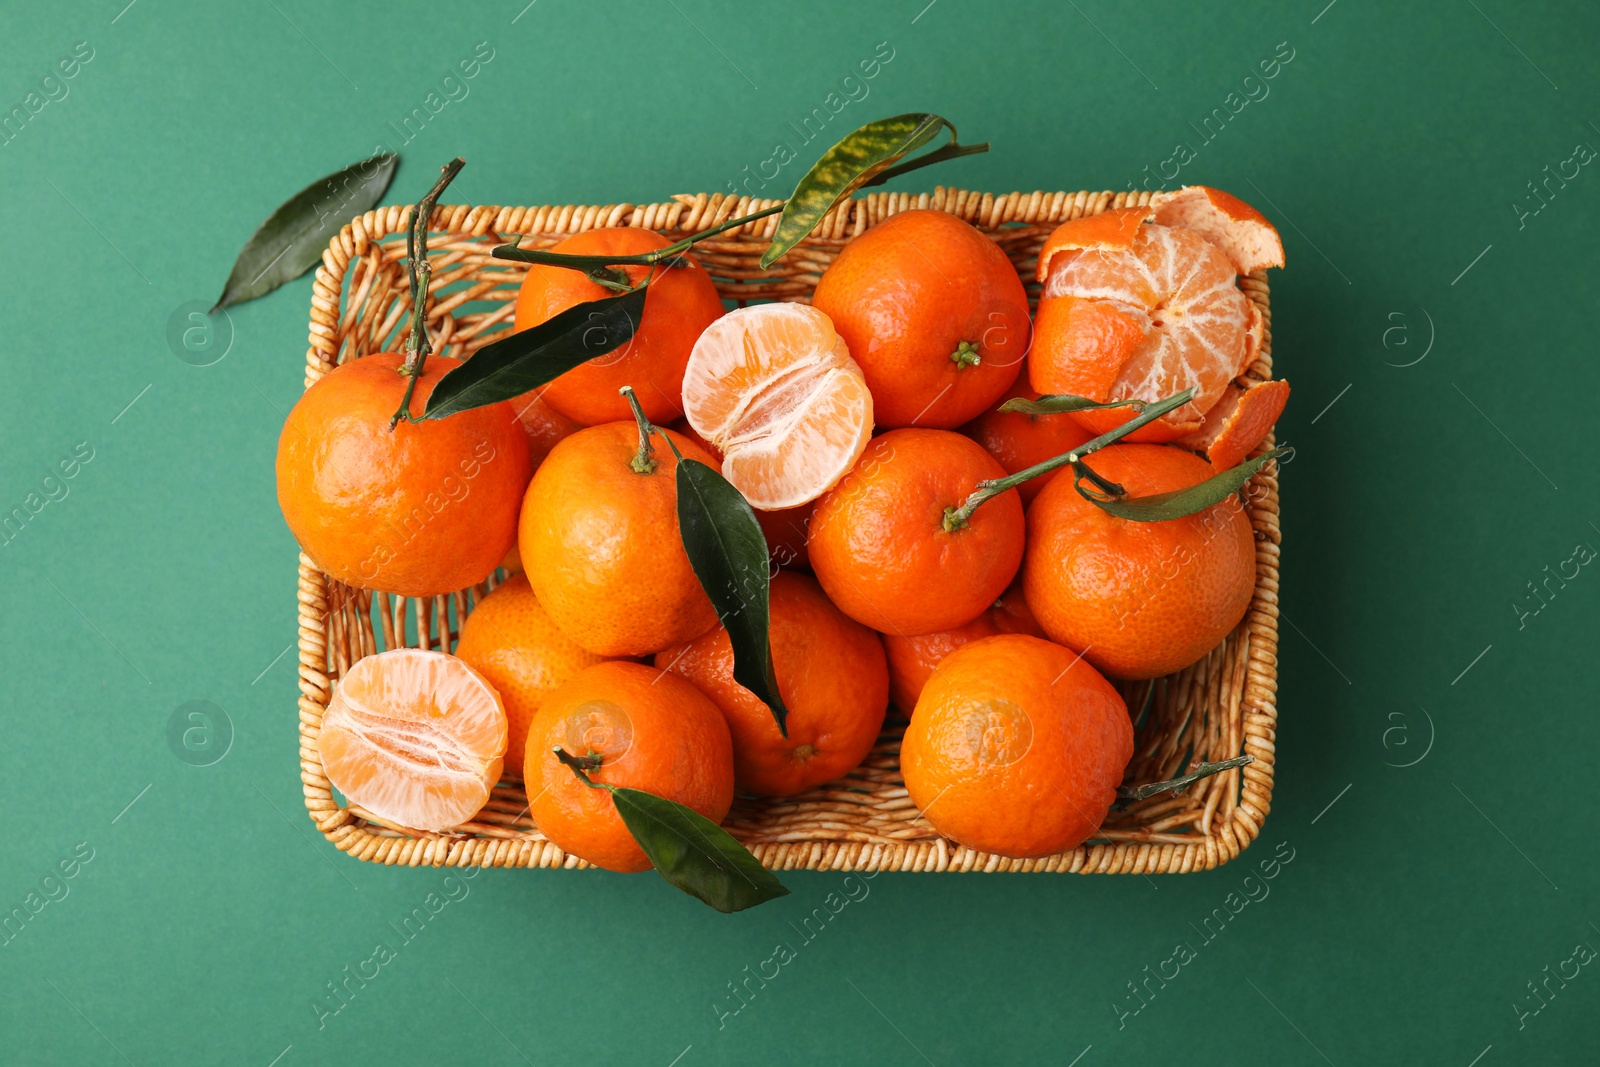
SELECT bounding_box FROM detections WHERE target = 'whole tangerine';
[901,634,1132,858]
[520,420,720,657]
[812,209,1029,429]
[809,429,1026,637]
[275,352,532,597]
[526,661,734,873]
[1023,443,1257,680]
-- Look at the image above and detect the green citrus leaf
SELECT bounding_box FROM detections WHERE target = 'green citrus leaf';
[422,285,648,420]
[670,456,790,736]
[1076,446,1290,522]
[998,394,1150,416]
[760,113,983,269]
[610,786,789,913]
[213,153,398,311]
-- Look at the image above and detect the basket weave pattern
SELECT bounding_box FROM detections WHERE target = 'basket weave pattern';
[295,188,1281,874]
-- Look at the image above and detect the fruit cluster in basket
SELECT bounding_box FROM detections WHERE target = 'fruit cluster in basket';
[274,117,1289,911]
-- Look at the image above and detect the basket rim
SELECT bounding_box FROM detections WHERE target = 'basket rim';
[294,187,1281,875]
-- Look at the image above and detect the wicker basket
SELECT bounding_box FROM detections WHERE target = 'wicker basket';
[295,187,1281,875]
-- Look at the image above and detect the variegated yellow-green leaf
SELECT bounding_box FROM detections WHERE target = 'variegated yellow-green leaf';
[999,394,1151,416]
[759,113,987,269]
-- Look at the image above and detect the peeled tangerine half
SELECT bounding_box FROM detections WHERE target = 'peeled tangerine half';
[682,303,873,510]
[1029,186,1286,447]
[318,648,507,832]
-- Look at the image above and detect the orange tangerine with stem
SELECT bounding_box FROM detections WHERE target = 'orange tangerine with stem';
[1023,443,1257,681]
[681,303,873,510]
[525,661,734,873]
[318,648,507,832]
[519,390,720,657]
[808,429,1025,637]
[812,209,1030,428]
[275,352,533,597]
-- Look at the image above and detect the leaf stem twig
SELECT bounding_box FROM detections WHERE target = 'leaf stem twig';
[389,157,465,430]
[492,203,786,275]
[1116,755,1253,804]
[941,388,1195,531]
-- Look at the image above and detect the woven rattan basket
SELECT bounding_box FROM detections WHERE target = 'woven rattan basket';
[295,187,1281,875]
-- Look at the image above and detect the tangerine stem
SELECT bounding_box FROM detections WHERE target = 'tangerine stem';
[389,157,465,430]
[619,385,659,475]
[553,747,610,789]
[1073,459,1126,499]
[940,387,1195,532]
[949,340,981,368]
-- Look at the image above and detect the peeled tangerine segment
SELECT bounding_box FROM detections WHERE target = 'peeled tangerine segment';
[1042,223,1261,427]
[682,303,873,510]
[318,648,506,832]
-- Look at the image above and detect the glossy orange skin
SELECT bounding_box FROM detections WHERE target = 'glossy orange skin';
[655,572,888,797]
[1028,297,1192,445]
[520,423,720,657]
[812,210,1029,428]
[512,391,583,469]
[453,574,613,774]
[512,228,726,426]
[276,353,532,597]
[1023,444,1256,680]
[1027,296,1147,403]
[961,366,1095,504]
[525,662,734,873]
[883,577,1043,713]
[809,429,1025,637]
[901,634,1132,858]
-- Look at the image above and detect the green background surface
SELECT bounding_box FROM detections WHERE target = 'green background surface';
[2,1,1596,1063]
